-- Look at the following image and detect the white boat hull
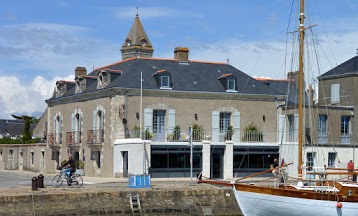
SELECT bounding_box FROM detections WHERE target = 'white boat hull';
[234,188,358,216]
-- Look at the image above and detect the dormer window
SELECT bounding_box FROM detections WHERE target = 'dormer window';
[227,79,236,91]
[218,73,237,93]
[152,69,172,90]
[75,80,81,93]
[126,39,131,47]
[97,72,108,89]
[141,39,147,46]
[161,76,169,88]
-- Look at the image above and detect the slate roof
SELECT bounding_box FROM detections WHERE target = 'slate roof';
[50,57,286,99]
[121,15,153,49]
[319,56,358,79]
[0,120,36,138]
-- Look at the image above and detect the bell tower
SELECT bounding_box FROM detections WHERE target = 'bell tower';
[120,13,154,60]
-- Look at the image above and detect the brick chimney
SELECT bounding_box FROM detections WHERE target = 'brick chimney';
[75,67,87,78]
[174,47,189,62]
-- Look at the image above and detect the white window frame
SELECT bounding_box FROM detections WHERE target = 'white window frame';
[331,84,340,104]
[160,76,171,89]
[328,152,336,168]
[226,79,236,92]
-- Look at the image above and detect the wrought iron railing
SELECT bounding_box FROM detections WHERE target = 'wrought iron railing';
[66,131,81,145]
[48,133,62,145]
[87,129,104,144]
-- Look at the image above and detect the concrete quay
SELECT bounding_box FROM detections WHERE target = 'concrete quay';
[0,170,244,216]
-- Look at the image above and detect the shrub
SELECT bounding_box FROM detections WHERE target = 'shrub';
[192,124,204,141]
[173,125,181,141]
[243,123,263,142]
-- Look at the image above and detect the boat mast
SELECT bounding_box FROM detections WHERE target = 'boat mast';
[298,0,305,181]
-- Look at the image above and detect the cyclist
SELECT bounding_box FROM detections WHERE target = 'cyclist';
[60,154,76,185]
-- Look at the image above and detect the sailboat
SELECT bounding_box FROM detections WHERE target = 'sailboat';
[198,0,358,215]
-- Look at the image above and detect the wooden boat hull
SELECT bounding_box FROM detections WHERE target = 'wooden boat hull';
[234,184,358,216]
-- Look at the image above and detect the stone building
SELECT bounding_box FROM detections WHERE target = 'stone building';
[42,14,288,178]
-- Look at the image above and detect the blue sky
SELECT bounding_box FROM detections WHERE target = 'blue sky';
[0,0,358,119]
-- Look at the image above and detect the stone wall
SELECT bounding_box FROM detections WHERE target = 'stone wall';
[0,188,242,216]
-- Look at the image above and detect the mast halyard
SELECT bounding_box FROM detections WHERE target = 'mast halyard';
[298,0,305,182]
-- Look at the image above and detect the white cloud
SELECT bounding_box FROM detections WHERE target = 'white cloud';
[0,75,73,119]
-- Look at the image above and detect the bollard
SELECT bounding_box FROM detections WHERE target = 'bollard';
[32,176,38,191]
[37,174,44,188]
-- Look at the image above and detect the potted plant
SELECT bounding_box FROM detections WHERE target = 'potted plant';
[225,125,234,140]
[75,159,85,176]
[243,123,263,142]
[173,125,181,141]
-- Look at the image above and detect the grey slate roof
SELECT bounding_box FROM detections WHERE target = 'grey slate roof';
[0,120,36,138]
[319,56,358,79]
[53,57,286,98]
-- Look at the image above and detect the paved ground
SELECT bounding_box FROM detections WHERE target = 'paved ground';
[0,170,273,196]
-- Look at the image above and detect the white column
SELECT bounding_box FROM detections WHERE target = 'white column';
[202,141,211,178]
[224,141,234,179]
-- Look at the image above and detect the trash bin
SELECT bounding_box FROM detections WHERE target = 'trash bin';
[128,174,151,188]
[37,174,44,188]
[32,176,38,191]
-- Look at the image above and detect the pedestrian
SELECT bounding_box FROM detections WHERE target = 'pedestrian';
[348,160,356,181]
[272,158,279,177]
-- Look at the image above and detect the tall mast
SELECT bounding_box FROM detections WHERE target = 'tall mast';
[298,0,305,181]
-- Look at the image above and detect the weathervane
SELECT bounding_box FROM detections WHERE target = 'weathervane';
[136,6,139,17]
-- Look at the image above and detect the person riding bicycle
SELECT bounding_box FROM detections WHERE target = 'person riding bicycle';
[60,154,76,179]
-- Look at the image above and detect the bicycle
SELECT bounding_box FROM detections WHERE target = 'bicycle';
[52,167,83,188]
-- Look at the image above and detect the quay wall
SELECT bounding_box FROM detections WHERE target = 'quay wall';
[0,188,242,216]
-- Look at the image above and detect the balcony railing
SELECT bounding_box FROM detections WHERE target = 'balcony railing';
[87,129,104,144]
[66,131,81,145]
[317,132,327,144]
[126,129,279,143]
[48,133,62,145]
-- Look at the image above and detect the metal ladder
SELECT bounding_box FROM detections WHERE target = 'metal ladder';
[129,193,142,216]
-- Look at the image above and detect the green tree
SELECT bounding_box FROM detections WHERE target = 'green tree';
[11,114,34,143]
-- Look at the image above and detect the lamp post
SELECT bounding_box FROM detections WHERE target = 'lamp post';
[189,126,193,184]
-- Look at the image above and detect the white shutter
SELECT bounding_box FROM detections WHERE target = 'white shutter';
[93,111,97,130]
[294,114,299,142]
[331,84,340,103]
[167,109,175,133]
[53,116,57,134]
[71,113,75,131]
[59,116,62,134]
[233,112,241,142]
[212,111,220,142]
[278,115,286,143]
[144,108,153,132]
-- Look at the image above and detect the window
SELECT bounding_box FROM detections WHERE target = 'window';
[341,116,350,144]
[220,112,231,132]
[318,114,327,144]
[288,115,297,142]
[160,76,170,88]
[82,149,85,161]
[331,84,340,104]
[328,152,336,168]
[153,110,166,141]
[30,152,34,165]
[227,79,236,91]
[306,152,315,171]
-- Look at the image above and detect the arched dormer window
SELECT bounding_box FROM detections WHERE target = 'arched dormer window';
[126,39,131,47]
[75,80,81,93]
[141,39,147,46]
